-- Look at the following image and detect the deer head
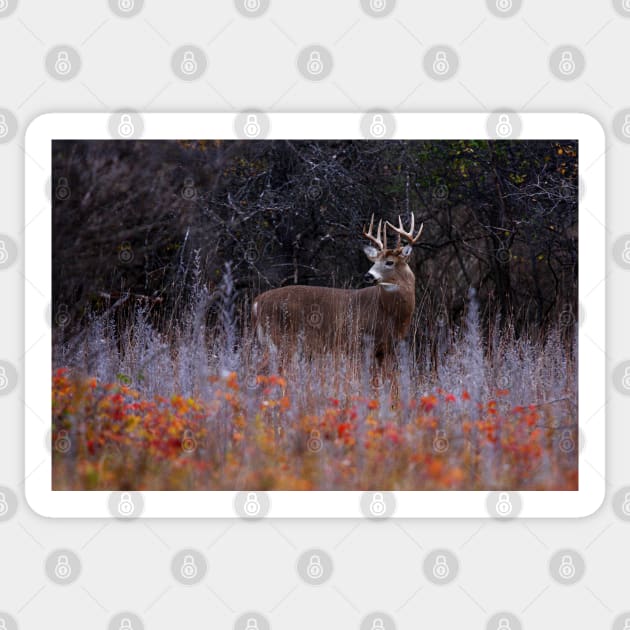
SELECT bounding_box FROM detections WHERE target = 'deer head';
[362,213,424,289]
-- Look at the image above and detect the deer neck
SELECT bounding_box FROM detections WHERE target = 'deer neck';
[377,267,416,318]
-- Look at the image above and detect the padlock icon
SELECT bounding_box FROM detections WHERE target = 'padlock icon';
[181,50,198,76]
[558,554,576,579]
[181,429,197,453]
[622,241,630,264]
[495,0,512,11]
[56,176,71,200]
[369,0,386,12]
[624,618,630,630]
[0,366,8,391]
[244,492,261,516]
[432,555,450,579]
[0,114,8,138]
[55,303,70,326]
[0,619,7,630]
[118,0,134,11]
[180,554,198,579]
[559,430,575,453]
[369,492,386,516]
[0,491,8,515]
[244,241,259,264]
[622,114,630,139]
[432,51,449,76]
[307,50,324,75]
[623,0,630,11]
[621,492,630,516]
[307,429,322,452]
[244,0,261,11]
[497,619,511,630]
[118,492,134,516]
[245,619,259,630]
[119,241,134,263]
[623,366,630,390]
[558,51,575,76]
[433,182,449,201]
[181,177,196,200]
[495,492,512,516]
[55,429,71,453]
[54,554,72,579]
[118,114,135,138]
[118,618,133,630]
[0,0,8,11]
[307,304,323,328]
[307,554,324,579]
[370,619,385,630]
[244,114,261,138]
[495,114,513,138]
[369,114,386,138]
[433,430,449,453]
[54,51,72,76]
[0,240,8,265]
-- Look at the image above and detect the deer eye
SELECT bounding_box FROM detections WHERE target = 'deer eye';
[385,260,395,267]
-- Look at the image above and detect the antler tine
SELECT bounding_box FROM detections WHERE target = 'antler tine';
[363,213,385,250]
[387,213,424,245]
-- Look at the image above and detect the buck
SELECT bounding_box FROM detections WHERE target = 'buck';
[252,214,423,365]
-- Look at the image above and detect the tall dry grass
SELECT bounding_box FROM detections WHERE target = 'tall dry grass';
[52,265,578,491]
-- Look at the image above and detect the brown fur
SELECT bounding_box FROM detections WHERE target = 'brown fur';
[252,251,416,363]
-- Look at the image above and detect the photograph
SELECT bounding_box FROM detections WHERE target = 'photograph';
[51,137,578,492]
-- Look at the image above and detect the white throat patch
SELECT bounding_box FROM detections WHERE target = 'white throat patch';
[379,282,399,292]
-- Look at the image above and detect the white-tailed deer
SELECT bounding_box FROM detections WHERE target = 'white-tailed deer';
[252,214,423,365]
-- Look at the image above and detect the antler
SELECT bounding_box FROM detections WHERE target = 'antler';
[363,214,388,251]
[386,213,424,248]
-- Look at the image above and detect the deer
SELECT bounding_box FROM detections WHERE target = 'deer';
[252,214,423,370]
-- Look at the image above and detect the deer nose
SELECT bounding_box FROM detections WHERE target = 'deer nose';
[364,272,375,283]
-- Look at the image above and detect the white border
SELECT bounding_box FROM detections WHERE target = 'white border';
[25,113,605,518]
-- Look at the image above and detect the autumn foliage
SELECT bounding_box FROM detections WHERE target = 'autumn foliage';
[52,365,577,491]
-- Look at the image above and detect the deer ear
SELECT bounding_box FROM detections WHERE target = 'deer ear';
[401,244,413,259]
[363,245,379,261]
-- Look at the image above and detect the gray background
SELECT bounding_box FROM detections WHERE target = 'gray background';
[0,1,628,628]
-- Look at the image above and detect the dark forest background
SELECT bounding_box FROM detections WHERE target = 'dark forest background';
[52,138,578,341]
